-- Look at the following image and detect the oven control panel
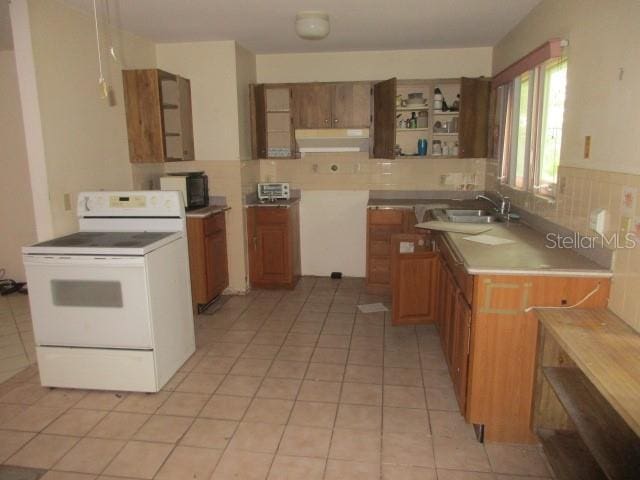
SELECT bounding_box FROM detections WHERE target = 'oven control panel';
[109,195,146,208]
[77,191,184,218]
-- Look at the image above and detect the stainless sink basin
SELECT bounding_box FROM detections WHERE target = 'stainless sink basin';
[432,208,500,224]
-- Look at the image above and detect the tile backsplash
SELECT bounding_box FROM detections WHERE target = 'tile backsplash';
[260,153,486,192]
[486,159,640,332]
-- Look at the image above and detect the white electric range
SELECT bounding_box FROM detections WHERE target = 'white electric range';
[22,191,195,392]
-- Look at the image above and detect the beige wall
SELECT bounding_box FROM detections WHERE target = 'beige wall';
[24,0,157,236]
[158,40,258,293]
[157,41,241,161]
[0,50,36,281]
[257,47,493,83]
[489,0,640,331]
[493,0,640,175]
[235,44,257,161]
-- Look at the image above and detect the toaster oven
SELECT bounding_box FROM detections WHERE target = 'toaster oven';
[257,183,290,202]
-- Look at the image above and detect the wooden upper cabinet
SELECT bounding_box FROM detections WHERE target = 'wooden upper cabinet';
[458,77,491,158]
[373,78,397,159]
[292,84,333,129]
[122,69,195,163]
[332,83,371,128]
[250,84,268,159]
[178,77,195,161]
[292,82,371,129]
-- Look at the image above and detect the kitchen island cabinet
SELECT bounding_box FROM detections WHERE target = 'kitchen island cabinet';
[246,202,301,289]
[433,232,610,443]
[186,208,229,311]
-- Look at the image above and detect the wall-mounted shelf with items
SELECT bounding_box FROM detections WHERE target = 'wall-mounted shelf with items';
[372,77,490,159]
[251,85,297,159]
[123,69,195,163]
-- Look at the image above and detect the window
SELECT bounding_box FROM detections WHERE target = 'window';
[497,58,567,197]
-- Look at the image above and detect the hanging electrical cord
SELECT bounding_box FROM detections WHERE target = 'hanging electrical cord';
[524,282,602,313]
[93,0,109,99]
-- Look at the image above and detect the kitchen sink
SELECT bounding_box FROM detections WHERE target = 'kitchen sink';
[432,208,501,224]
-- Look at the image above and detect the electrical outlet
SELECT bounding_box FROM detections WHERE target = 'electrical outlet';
[63,193,72,211]
[584,136,591,159]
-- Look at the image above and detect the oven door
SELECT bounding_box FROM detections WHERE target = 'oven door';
[23,255,153,349]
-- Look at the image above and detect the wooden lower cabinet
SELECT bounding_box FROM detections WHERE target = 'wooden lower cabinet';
[247,205,301,289]
[186,212,229,310]
[432,233,611,443]
[366,208,417,294]
[390,233,437,325]
[436,255,469,412]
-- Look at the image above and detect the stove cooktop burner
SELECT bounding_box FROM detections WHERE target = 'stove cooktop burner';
[32,231,176,250]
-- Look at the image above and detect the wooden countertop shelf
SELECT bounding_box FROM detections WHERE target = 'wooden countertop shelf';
[534,308,640,479]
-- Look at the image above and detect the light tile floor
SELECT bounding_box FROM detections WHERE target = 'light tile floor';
[0,294,36,384]
[0,276,553,479]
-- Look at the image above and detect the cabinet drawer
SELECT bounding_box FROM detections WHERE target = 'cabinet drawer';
[368,257,391,284]
[369,209,405,225]
[203,212,225,236]
[254,207,289,225]
[436,234,474,305]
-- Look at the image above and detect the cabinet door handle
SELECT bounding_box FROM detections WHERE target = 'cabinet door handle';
[334,118,338,123]
[324,119,329,125]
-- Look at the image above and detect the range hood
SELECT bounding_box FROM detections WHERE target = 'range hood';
[295,128,370,153]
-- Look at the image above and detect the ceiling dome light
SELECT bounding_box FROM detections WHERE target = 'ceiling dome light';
[295,11,330,40]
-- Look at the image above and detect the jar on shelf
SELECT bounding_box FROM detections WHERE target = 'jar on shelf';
[432,140,442,156]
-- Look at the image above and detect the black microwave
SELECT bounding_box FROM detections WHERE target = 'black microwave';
[160,172,209,210]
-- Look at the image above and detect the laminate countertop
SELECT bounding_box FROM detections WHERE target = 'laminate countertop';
[368,197,612,278]
[185,205,230,218]
[245,198,301,208]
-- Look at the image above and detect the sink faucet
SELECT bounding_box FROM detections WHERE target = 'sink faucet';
[476,193,511,217]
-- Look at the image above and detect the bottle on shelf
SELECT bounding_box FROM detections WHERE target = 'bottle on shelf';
[410,112,417,128]
[452,142,459,156]
[451,94,460,112]
[418,138,428,156]
[433,88,443,111]
[442,142,450,156]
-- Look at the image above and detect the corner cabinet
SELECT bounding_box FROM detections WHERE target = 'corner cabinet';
[122,69,194,163]
[247,205,301,289]
[186,211,229,311]
[365,208,418,294]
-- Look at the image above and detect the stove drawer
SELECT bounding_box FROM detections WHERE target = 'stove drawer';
[37,346,158,392]
[23,255,154,349]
